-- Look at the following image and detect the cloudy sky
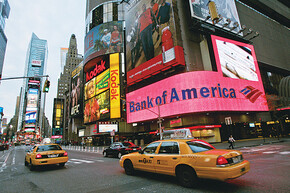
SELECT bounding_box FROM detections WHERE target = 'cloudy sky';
[0,0,86,126]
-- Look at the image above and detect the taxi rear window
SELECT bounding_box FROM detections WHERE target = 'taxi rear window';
[186,141,214,153]
[36,145,62,152]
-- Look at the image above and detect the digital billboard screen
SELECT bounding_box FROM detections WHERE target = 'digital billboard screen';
[83,54,121,124]
[213,36,258,81]
[71,62,84,117]
[84,21,124,64]
[189,0,241,34]
[27,89,39,108]
[126,36,268,123]
[84,90,110,124]
[125,0,185,85]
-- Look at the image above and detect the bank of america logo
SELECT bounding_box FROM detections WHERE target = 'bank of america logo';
[240,86,263,103]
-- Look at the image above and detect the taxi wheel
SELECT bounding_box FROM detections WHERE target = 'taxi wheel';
[124,160,135,175]
[24,159,28,166]
[29,160,35,171]
[176,166,197,188]
[117,152,122,159]
[103,151,107,157]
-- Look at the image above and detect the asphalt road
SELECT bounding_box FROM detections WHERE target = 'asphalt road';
[0,142,289,193]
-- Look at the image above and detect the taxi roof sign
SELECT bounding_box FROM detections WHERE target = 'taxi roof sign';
[163,129,193,140]
[42,138,52,144]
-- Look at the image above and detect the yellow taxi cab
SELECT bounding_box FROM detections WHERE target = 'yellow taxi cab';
[120,139,250,187]
[25,143,68,171]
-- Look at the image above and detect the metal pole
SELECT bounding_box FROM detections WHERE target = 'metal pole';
[157,104,162,140]
[0,75,49,81]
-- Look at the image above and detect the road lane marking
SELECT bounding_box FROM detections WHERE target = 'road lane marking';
[279,151,290,155]
[69,158,95,163]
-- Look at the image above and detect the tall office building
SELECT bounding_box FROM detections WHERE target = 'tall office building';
[57,34,83,98]
[0,0,10,79]
[60,47,68,73]
[17,33,48,141]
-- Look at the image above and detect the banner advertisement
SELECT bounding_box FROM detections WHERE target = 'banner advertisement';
[71,62,84,117]
[83,54,121,124]
[84,21,124,64]
[126,36,268,123]
[84,90,110,124]
[125,0,185,85]
[27,89,38,108]
[189,0,241,34]
[110,53,120,118]
[99,123,118,133]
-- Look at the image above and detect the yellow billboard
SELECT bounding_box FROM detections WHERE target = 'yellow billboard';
[110,53,120,118]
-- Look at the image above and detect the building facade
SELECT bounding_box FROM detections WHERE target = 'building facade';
[0,0,10,80]
[55,34,83,143]
[73,0,289,146]
[17,33,48,141]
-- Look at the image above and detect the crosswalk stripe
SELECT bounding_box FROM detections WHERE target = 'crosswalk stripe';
[69,158,95,163]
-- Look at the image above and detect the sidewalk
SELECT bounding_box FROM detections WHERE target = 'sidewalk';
[62,137,290,153]
[212,137,290,150]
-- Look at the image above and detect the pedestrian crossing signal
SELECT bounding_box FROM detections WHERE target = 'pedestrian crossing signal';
[43,79,50,92]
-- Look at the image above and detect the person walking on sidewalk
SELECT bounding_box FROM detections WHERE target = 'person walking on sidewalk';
[228,135,235,149]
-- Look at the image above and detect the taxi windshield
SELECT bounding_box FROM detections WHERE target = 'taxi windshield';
[36,145,62,152]
[186,141,214,153]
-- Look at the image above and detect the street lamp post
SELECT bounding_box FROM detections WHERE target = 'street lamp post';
[122,99,163,140]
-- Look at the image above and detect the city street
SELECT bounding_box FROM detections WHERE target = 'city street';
[0,141,289,193]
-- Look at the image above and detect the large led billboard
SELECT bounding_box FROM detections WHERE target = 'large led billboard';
[126,36,268,123]
[26,89,38,108]
[83,53,121,124]
[124,0,185,85]
[25,88,38,128]
[71,62,84,117]
[189,0,241,34]
[84,21,124,64]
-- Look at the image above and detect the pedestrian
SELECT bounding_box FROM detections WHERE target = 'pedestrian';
[228,135,235,149]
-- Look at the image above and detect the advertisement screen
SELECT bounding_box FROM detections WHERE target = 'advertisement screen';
[99,124,118,133]
[71,62,84,117]
[83,54,121,124]
[213,36,258,81]
[27,89,39,108]
[84,90,110,124]
[126,72,268,123]
[25,111,37,123]
[189,0,241,34]
[125,0,185,85]
[84,21,124,64]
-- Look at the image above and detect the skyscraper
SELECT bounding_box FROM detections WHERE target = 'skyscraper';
[17,33,48,141]
[57,34,83,98]
[0,0,10,79]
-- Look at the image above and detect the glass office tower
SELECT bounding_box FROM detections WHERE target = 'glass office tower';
[0,0,10,79]
[17,33,48,140]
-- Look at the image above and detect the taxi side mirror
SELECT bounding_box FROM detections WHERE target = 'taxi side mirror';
[138,149,143,154]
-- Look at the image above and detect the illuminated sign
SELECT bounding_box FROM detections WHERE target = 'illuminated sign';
[31,60,42,67]
[126,71,268,123]
[83,54,121,124]
[125,0,185,85]
[99,123,118,133]
[189,0,242,34]
[71,62,84,117]
[84,21,124,64]
[110,53,120,118]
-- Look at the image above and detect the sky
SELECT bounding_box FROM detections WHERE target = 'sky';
[0,0,86,126]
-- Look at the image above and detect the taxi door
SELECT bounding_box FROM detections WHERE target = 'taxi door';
[135,142,160,173]
[154,141,180,176]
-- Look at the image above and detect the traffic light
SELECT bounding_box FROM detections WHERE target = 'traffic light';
[43,79,50,92]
